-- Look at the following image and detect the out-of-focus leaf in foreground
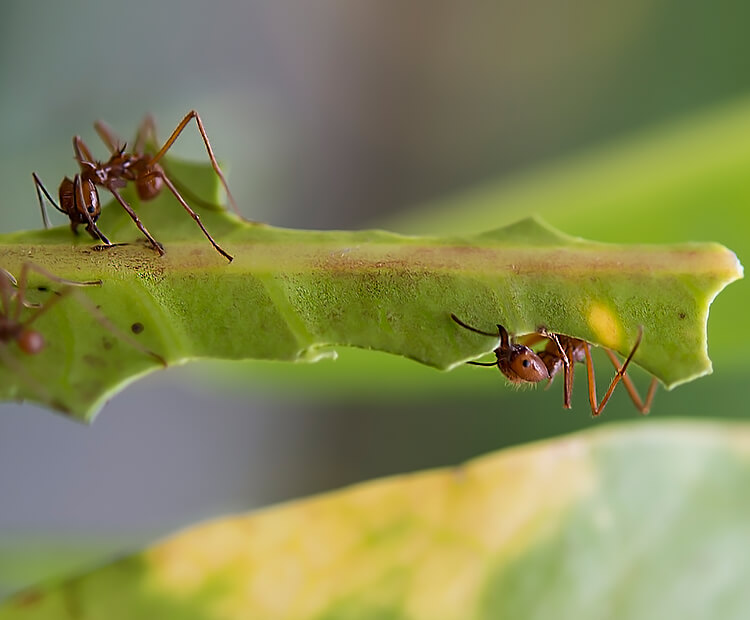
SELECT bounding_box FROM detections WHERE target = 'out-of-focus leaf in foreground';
[2,421,748,619]
[0,161,742,420]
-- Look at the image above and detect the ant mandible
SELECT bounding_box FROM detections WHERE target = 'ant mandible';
[450,313,658,416]
[32,110,239,262]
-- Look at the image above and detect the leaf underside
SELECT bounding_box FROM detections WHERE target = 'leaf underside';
[2,422,749,619]
[0,159,742,421]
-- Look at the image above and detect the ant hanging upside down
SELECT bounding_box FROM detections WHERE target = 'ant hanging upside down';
[32,110,241,262]
[451,313,658,416]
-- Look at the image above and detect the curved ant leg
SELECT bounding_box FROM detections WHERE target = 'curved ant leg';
[148,110,247,221]
[72,175,112,246]
[0,269,13,318]
[104,184,165,255]
[540,331,571,393]
[16,262,102,289]
[73,136,96,166]
[603,348,658,414]
[584,328,644,417]
[94,120,125,154]
[11,263,99,324]
[161,165,226,212]
[561,340,577,409]
[133,115,158,153]
[156,172,233,262]
[32,173,67,228]
[517,332,547,348]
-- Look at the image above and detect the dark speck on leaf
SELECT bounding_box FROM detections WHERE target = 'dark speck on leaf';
[36,286,48,292]
[679,312,686,319]
[131,322,145,334]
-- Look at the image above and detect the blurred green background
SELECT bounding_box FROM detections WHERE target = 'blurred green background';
[0,0,748,597]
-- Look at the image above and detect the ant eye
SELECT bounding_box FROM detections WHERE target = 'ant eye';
[88,206,95,214]
[522,359,530,368]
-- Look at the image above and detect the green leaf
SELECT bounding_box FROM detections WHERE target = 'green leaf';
[2,421,748,619]
[391,99,750,366]
[187,100,750,402]
[0,161,742,420]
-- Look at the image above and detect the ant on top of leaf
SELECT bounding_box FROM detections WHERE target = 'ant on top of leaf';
[32,110,244,262]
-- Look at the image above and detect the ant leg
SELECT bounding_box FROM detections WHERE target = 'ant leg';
[536,332,573,405]
[134,115,158,153]
[603,348,658,414]
[11,262,32,321]
[545,332,570,367]
[162,165,226,212]
[18,286,68,328]
[17,262,102,289]
[584,328,644,417]
[147,110,246,221]
[517,332,547,348]
[72,175,112,246]
[562,342,575,409]
[156,172,233,262]
[11,262,98,324]
[33,172,66,228]
[105,185,165,256]
[73,136,96,166]
[94,120,125,154]
[0,269,13,317]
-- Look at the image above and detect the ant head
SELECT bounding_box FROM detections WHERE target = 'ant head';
[17,329,45,355]
[508,345,549,383]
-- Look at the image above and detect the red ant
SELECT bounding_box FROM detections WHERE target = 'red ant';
[32,110,240,262]
[0,263,165,364]
[451,313,658,416]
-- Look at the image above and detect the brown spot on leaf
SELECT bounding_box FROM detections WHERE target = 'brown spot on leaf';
[83,354,105,366]
[131,322,145,334]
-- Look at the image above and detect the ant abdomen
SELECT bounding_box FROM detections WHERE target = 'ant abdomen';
[136,174,163,201]
[17,329,45,355]
[132,160,163,201]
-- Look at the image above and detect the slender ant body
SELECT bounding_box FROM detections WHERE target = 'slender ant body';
[32,110,240,262]
[451,313,658,416]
